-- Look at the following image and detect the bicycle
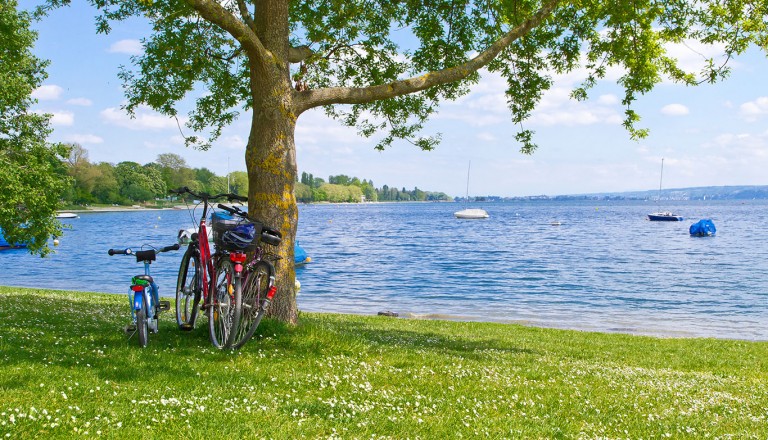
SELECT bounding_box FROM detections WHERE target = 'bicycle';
[216,203,282,349]
[108,243,180,347]
[171,187,276,349]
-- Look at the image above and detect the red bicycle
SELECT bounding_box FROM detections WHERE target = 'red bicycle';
[171,187,248,349]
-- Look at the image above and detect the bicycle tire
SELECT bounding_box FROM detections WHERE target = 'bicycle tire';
[176,247,202,329]
[137,294,149,348]
[232,260,274,350]
[208,258,241,349]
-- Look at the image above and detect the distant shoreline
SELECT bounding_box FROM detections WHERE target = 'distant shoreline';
[59,206,185,213]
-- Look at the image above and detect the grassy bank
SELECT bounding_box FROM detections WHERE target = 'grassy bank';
[1,286,767,439]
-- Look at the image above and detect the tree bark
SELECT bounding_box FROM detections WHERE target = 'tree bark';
[245,0,299,324]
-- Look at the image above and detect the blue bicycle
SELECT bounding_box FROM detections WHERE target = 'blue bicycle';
[108,243,180,347]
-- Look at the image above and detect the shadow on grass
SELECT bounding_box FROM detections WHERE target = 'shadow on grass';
[265,313,541,361]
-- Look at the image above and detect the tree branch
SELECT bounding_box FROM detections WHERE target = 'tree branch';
[288,45,313,63]
[295,0,561,114]
[236,0,256,31]
[185,0,271,66]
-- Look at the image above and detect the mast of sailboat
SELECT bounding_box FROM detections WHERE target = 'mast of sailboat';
[657,158,664,203]
[465,161,471,206]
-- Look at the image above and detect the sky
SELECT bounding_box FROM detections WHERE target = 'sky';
[24,3,768,198]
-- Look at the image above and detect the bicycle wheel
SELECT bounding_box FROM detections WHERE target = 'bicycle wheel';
[232,261,274,350]
[137,294,149,348]
[208,258,241,349]
[176,247,202,329]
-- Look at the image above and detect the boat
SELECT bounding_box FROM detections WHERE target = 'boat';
[690,219,716,237]
[0,227,27,250]
[648,211,684,222]
[648,158,683,221]
[454,208,489,219]
[56,212,79,219]
[454,161,489,219]
[177,226,213,245]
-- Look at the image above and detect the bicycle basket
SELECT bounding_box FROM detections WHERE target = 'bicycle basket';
[211,211,262,251]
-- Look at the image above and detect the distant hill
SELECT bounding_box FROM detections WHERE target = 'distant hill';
[568,185,768,201]
[470,185,768,202]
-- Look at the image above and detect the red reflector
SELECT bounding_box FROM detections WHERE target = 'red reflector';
[266,286,277,299]
[229,252,247,263]
[131,285,144,292]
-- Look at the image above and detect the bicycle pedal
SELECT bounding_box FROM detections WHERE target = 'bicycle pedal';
[158,300,171,312]
[179,323,194,332]
[123,324,136,334]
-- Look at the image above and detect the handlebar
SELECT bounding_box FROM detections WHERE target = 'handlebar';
[108,243,179,256]
[160,243,181,253]
[170,187,247,203]
[108,248,133,256]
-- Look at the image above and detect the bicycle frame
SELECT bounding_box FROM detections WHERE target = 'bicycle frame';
[129,260,160,331]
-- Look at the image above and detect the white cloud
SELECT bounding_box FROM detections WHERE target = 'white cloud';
[34,110,74,126]
[660,104,690,116]
[63,134,103,144]
[32,85,63,100]
[108,39,143,56]
[66,97,93,106]
[739,97,768,121]
[295,109,371,148]
[101,106,183,130]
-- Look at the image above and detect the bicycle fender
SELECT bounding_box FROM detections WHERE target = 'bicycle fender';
[133,291,144,311]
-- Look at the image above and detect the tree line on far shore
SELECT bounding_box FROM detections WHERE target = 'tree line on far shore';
[63,145,247,206]
[295,172,451,203]
[63,145,450,206]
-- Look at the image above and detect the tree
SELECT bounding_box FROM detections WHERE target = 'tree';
[91,162,120,204]
[114,161,166,202]
[155,152,194,190]
[44,0,768,323]
[228,171,249,195]
[1,0,70,256]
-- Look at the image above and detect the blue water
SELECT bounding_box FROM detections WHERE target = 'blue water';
[2,200,767,340]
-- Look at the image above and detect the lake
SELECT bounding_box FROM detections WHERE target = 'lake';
[2,200,767,340]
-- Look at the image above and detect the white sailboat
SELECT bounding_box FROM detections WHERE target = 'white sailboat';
[454,161,489,219]
[647,158,683,221]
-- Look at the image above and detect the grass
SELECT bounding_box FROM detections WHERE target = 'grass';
[1,286,767,439]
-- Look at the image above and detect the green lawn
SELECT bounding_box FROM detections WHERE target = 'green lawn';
[1,286,767,439]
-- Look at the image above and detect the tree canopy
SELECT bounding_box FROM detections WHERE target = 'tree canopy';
[37,0,768,321]
[1,0,70,256]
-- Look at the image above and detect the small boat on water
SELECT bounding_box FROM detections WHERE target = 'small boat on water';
[0,228,26,250]
[454,161,489,220]
[177,226,213,245]
[56,212,79,219]
[690,219,716,237]
[647,211,684,222]
[454,208,489,219]
[648,158,683,222]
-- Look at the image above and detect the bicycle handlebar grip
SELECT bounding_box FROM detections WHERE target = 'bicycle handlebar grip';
[169,186,189,195]
[108,248,132,256]
[229,194,248,202]
[217,203,238,215]
[160,244,181,252]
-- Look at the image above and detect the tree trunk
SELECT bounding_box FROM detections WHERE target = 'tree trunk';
[245,0,299,325]
[246,103,299,325]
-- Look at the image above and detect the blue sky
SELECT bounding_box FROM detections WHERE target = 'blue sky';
[26,3,768,198]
